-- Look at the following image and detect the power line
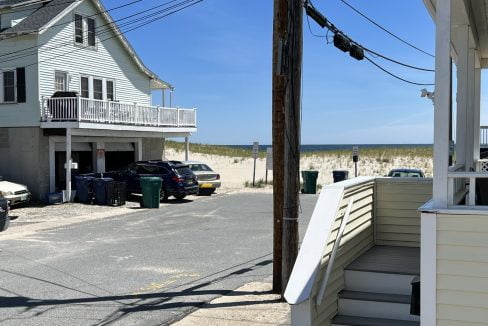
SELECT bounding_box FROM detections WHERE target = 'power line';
[338,0,435,58]
[362,47,435,72]
[22,0,203,68]
[0,0,189,63]
[0,0,80,16]
[365,56,434,86]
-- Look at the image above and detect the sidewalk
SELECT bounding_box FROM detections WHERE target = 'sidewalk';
[172,282,291,326]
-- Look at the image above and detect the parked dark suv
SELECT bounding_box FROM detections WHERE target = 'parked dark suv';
[107,161,198,200]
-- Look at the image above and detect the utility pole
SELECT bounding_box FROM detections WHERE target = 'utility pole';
[282,0,302,293]
[271,0,286,294]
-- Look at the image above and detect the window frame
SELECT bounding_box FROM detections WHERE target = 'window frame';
[93,78,103,100]
[0,69,17,104]
[80,76,89,98]
[106,79,115,101]
[74,13,84,44]
[54,71,68,92]
[73,13,97,49]
[86,17,96,47]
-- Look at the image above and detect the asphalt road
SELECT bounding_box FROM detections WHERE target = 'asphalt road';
[0,192,317,326]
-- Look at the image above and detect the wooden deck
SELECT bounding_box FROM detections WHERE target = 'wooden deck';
[346,245,420,275]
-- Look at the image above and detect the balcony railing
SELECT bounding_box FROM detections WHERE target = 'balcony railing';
[41,97,197,128]
[481,126,488,147]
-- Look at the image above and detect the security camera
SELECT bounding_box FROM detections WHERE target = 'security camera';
[420,88,435,105]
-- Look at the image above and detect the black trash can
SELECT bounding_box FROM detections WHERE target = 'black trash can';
[75,175,95,204]
[0,198,10,232]
[107,181,126,206]
[410,276,420,316]
[94,178,114,205]
[332,170,349,183]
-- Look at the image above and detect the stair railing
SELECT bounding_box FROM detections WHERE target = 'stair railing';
[316,196,355,306]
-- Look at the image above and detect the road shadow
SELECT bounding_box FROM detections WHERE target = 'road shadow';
[0,255,274,325]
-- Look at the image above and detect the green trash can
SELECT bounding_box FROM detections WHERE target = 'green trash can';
[301,170,319,194]
[140,177,162,208]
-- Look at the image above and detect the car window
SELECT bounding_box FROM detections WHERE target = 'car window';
[136,165,160,174]
[158,167,171,175]
[189,164,213,172]
[391,171,422,177]
[175,167,194,176]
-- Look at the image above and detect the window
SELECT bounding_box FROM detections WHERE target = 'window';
[87,18,95,46]
[74,14,83,44]
[3,71,15,102]
[93,78,103,100]
[80,76,89,98]
[106,80,114,101]
[54,72,67,92]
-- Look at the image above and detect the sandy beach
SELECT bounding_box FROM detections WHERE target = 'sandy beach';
[164,146,433,192]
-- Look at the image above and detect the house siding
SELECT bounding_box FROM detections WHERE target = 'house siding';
[375,177,432,247]
[0,35,40,127]
[436,213,488,325]
[38,0,152,106]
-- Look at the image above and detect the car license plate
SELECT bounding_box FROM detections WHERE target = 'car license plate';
[200,183,213,188]
[20,195,28,201]
[187,180,194,185]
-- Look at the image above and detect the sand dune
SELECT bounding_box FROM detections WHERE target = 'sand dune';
[165,148,433,192]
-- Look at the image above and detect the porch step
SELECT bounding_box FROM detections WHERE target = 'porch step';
[344,270,416,295]
[332,315,420,326]
[338,290,419,322]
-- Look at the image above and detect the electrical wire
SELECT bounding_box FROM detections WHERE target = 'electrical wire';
[362,46,434,72]
[22,0,203,68]
[364,56,434,86]
[306,14,326,38]
[338,0,435,57]
[0,0,80,16]
[0,0,193,63]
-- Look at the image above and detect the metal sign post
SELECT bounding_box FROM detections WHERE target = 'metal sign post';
[266,147,273,184]
[252,142,259,187]
[352,146,359,177]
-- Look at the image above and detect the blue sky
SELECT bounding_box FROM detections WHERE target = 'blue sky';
[104,0,469,145]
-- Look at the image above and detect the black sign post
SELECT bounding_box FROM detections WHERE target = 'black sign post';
[352,146,359,177]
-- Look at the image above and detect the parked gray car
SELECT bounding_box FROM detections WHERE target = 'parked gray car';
[183,161,221,195]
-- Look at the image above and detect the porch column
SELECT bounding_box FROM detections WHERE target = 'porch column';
[185,136,189,161]
[465,48,476,170]
[95,142,106,173]
[432,0,451,208]
[65,128,72,202]
[162,89,165,107]
[473,67,481,161]
[135,138,143,161]
[162,137,166,160]
[49,137,55,193]
[454,25,469,168]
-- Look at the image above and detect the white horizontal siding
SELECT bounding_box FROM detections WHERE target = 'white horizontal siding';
[38,0,151,105]
[436,213,488,325]
[375,178,432,247]
[0,35,39,127]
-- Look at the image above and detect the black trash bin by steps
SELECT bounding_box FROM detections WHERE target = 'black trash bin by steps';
[0,198,10,232]
[332,170,349,183]
[94,178,114,205]
[75,175,95,204]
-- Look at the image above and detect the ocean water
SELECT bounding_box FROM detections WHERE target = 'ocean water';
[222,144,432,153]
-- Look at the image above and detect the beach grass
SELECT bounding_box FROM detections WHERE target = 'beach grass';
[166,140,433,159]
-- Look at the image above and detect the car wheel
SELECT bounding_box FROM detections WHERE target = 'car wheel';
[160,188,169,202]
[174,194,186,200]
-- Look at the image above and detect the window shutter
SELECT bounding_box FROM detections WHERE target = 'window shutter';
[16,67,26,103]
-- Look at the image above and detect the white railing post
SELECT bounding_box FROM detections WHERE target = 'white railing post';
[177,108,180,127]
[469,177,476,206]
[77,96,82,121]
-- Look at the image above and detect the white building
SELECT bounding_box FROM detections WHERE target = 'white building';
[284,1,488,325]
[0,0,196,200]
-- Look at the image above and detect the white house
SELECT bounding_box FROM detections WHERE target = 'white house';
[284,1,488,325]
[0,0,197,200]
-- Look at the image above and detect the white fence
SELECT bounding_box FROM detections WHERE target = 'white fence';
[41,97,197,128]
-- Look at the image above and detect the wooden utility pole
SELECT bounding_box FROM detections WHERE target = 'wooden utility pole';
[271,0,286,294]
[282,0,302,293]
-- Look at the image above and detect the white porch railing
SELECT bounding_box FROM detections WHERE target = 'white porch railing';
[41,97,197,128]
[481,126,488,147]
[448,159,488,206]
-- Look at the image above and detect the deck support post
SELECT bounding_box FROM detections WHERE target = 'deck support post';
[474,67,481,162]
[184,136,189,161]
[162,137,166,160]
[465,48,476,170]
[135,139,143,162]
[432,0,452,208]
[95,142,106,174]
[454,25,469,168]
[65,128,72,202]
[49,137,55,193]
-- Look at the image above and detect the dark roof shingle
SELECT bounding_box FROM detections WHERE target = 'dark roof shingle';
[1,0,77,35]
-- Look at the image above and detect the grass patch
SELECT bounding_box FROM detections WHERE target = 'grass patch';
[244,179,271,188]
[166,140,266,158]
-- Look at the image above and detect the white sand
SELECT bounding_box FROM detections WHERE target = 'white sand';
[166,148,433,191]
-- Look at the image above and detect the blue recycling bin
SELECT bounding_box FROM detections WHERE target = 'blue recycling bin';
[76,175,95,204]
[94,178,114,205]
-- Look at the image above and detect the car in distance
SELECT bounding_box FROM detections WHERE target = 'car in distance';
[387,168,425,178]
[107,161,198,201]
[183,161,221,195]
[0,176,31,206]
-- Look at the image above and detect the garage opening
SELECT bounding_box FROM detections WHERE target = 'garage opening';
[105,143,135,172]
